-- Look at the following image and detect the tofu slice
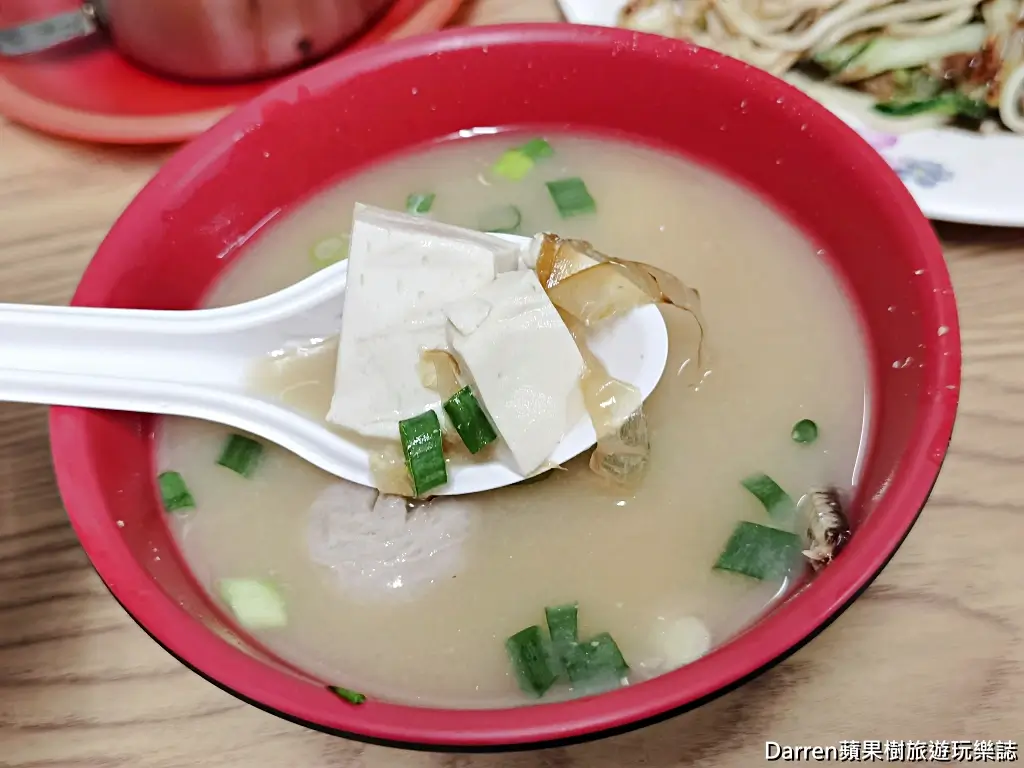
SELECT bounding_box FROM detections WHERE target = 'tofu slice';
[445,270,585,476]
[327,204,519,439]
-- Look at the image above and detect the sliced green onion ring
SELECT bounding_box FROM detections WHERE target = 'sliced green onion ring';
[713,521,802,581]
[741,473,796,522]
[158,470,195,512]
[217,434,264,478]
[329,686,367,705]
[791,419,819,444]
[546,177,596,218]
[505,625,559,697]
[443,386,497,454]
[398,410,447,496]
[406,192,435,214]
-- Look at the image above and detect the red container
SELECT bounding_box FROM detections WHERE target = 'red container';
[49,23,960,750]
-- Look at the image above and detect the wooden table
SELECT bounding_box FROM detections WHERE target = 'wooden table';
[1,1,1022,765]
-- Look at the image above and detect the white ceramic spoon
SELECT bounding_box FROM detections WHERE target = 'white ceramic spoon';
[0,233,668,495]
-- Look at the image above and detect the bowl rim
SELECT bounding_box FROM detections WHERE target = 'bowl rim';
[49,22,961,751]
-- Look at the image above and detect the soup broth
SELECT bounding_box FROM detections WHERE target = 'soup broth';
[158,133,869,708]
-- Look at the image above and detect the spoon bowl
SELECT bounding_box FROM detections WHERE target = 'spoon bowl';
[0,230,668,495]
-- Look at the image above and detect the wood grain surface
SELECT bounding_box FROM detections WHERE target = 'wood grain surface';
[1,1,1022,766]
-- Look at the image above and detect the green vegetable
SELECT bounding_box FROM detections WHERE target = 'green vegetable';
[889,68,943,102]
[814,25,987,82]
[218,578,287,629]
[741,473,796,522]
[545,603,579,660]
[519,137,554,160]
[492,150,534,181]
[505,625,559,697]
[405,192,435,214]
[492,137,554,181]
[874,91,988,119]
[328,686,366,705]
[310,236,349,269]
[217,434,264,478]
[546,177,596,218]
[791,419,819,444]
[815,39,873,75]
[713,521,802,581]
[398,410,448,496]
[563,632,629,686]
[443,386,497,454]
[478,204,523,234]
[158,470,195,513]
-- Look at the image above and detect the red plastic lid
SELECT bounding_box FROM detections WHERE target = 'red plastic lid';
[0,0,465,144]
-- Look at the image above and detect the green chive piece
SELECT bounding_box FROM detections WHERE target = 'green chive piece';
[399,410,448,496]
[713,521,802,581]
[443,386,497,454]
[217,434,264,478]
[329,686,366,705]
[406,192,435,214]
[492,149,534,181]
[791,419,819,444]
[563,632,629,687]
[544,606,577,655]
[158,470,195,513]
[519,137,554,160]
[217,578,287,629]
[478,204,523,235]
[505,625,559,697]
[310,235,349,269]
[741,473,796,521]
[546,177,596,218]
[492,138,554,180]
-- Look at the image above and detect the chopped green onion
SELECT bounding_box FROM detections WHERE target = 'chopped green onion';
[217,434,264,478]
[405,192,435,214]
[741,473,796,522]
[791,419,819,444]
[399,410,448,496]
[519,137,554,160]
[478,204,523,234]
[713,521,802,581]
[310,236,349,269]
[158,470,195,513]
[328,686,366,705]
[443,386,497,454]
[218,578,287,629]
[492,149,534,181]
[546,177,596,219]
[505,625,559,697]
[563,632,629,686]
[545,603,579,654]
[491,138,553,181]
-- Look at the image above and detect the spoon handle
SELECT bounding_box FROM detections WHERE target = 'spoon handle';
[0,301,243,412]
[0,254,354,416]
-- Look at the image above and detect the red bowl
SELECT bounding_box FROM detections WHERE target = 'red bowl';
[49,23,960,750]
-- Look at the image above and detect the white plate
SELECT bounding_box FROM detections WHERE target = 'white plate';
[559,0,1024,227]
